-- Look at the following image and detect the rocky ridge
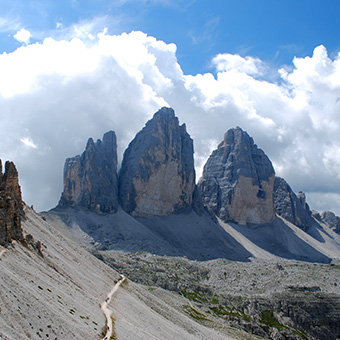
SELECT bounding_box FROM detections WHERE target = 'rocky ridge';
[58,131,118,214]
[273,177,314,231]
[0,159,25,246]
[119,107,196,217]
[313,210,340,234]
[198,127,276,225]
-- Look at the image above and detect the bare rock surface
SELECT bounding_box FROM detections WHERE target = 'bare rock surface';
[119,107,195,217]
[273,177,314,231]
[1,206,250,340]
[0,159,25,246]
[199,127,275,225]
[313,210,340,234]
[58,131,118,213]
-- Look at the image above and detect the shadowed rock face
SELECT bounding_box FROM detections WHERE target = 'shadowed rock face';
[119,107,195,217]
[199,127,276,225]
[313,210,340,234]
[0,160,25,246]
[273,177,313,231]
[58,131,118,214]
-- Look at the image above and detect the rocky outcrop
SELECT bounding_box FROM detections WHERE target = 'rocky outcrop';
[273,177,313,231]
[199,127,276,225]
[0,160,25,246]
[313,211,340,234]
[119,107,196,217]
[58,131,118,214]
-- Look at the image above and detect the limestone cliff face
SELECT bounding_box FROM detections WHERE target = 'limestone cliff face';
[0,160,25,246]
[313,210,340,234]
[198,127,276,225]
[119,107,195,217]
[273,177,313,231]
[58,131,118,213]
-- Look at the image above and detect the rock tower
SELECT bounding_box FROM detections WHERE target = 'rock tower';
[199,127,276,225]
[58,131,118,213]
[119,107,196,217]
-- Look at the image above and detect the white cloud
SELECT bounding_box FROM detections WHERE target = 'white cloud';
[1,28,340,216]
[213,53,264,75]
[20,137,37,149]
[14,28,32,45]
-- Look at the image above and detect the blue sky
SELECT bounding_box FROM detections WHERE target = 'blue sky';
[1,0,340,214]
[1,0,340,74]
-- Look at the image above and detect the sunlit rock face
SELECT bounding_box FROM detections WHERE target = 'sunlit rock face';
[273,177,314,231]
[0,160,25,246]
[119,107,195,217]
[199,127,276,225]
[58,131,118,214]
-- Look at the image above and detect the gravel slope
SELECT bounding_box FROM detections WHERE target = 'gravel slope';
[1,206,257,340]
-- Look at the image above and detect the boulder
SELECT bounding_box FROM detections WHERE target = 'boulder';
[0,160,25,246]
[273,177,313,231]
[119,107,195,217]
[199,127,276,225]
[58,131,118,214]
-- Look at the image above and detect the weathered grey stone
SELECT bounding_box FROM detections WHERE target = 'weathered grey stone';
[313,210,340,234]
[0,160,25,246]
[58,131,118,214]
[199,127,276,225]
[273,177,313,231]
[119,107,195,217]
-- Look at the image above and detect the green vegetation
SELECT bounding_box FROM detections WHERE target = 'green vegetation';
[209,305,251,322]
[183,305,211,322]
[260,310,285,330]
[180,289,218,304]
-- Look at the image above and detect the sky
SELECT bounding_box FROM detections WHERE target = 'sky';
[1,0,340,215]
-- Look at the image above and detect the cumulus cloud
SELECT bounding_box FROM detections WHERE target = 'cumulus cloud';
[14,28,32,44]
[1,28,340,215]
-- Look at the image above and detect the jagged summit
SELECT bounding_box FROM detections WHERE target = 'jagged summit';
[58,130,118,214]
[273,177,314,231]
[0,159,25,246]
[119,107,196,217]
[199,127,276,225]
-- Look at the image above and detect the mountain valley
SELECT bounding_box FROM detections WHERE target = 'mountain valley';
[2,107,340,339]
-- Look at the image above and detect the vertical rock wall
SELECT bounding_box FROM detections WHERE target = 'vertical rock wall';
[119,107,196,217]
[273,177,313,231]
[199,127,276,225]
[58,131,118,213]
[0,160,25,246]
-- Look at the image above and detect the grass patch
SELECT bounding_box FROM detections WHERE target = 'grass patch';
[183,305,211,322]
[331,265,340,270]
[260,310,286,330]
[209,305,251,322]
[180,289,218,304]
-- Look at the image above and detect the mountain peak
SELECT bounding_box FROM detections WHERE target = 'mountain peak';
[0,159,25,246]
[119,107,196,217]
[199,127,276,225]
[58,131,118,213]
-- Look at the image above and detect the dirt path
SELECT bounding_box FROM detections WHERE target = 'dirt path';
[101,275,125,340]
[0,249,6,258]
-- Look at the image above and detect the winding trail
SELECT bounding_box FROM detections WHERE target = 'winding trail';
[0,249,6,258]
[101,275,125,340]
